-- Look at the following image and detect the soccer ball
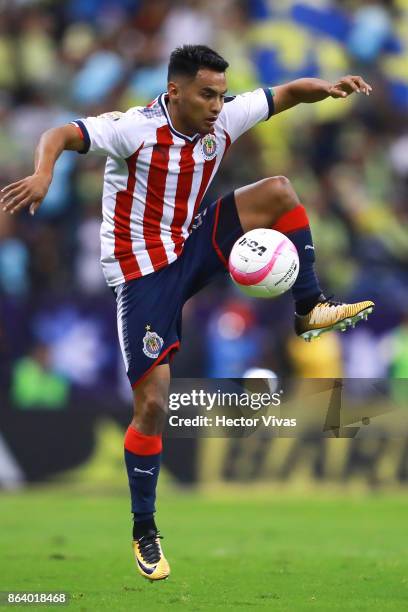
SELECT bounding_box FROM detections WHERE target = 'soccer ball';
[228,228,299,298]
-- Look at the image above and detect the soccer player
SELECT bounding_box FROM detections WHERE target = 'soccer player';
[2,45,374,580]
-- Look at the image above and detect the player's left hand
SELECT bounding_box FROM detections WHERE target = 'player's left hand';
[328,75,372,99]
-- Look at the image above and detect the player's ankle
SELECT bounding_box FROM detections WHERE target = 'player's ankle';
[133,515,157,540]
[295,292,325,316]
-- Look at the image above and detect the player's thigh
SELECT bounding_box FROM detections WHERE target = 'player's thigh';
[235,177,297,232]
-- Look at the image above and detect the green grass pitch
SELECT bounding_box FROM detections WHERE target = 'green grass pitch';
[0,488,407,611]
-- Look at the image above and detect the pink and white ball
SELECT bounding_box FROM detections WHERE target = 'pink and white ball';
[228,229,299,298]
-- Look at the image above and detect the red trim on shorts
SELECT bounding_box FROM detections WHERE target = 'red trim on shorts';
[211,198,229,268]
[272,204,309,234]
[131,341,180,389]
[124,425,162,455]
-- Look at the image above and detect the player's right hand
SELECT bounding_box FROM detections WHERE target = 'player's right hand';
[1,172,51,216]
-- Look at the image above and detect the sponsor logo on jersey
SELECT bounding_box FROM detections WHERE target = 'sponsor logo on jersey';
[201,133,217,160]
[142,325,164,359]
[97,111,123,121]
[190,207,208,231]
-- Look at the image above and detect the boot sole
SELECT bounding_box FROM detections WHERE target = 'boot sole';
[300,306,374,342]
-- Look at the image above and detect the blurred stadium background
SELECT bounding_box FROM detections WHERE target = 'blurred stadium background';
[1,0,408,393]
[0,1,408,607]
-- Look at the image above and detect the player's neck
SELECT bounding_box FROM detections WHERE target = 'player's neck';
[166,99,197,138]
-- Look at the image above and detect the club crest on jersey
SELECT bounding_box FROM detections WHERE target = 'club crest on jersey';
[201,134,217,161]
[142,325,163,359]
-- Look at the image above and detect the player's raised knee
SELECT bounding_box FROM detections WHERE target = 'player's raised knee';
[263,175,291,201]
[259,176,298,217]
[268,175,290,189]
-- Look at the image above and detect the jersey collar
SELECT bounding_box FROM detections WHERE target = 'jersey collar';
[158,93,200,143]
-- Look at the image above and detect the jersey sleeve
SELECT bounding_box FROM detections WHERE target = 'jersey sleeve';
[71,111,140,158]
[219,88,274,143]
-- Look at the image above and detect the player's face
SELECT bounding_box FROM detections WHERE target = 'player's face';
[168,69,228,135]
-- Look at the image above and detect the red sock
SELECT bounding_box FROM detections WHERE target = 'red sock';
[124,425,162,455]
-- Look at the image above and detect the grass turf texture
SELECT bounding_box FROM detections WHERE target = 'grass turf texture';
[0,489,407,611]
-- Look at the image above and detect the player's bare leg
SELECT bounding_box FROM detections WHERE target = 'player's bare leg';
[131,363,170,435]
[234,176,374,340]
[235,176,300,232]
[124,363,171,580]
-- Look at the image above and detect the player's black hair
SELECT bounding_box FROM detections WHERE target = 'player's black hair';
[168,45,229,82]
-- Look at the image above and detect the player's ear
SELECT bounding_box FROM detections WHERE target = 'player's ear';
[167,81,179,99]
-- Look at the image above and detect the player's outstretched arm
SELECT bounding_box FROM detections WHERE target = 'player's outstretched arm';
[272,76,373,115]
[1,124,84,216]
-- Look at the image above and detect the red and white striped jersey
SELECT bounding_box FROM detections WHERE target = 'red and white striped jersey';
[73,88,274,287]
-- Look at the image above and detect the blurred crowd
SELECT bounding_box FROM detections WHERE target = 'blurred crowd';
[0,0,407,404]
